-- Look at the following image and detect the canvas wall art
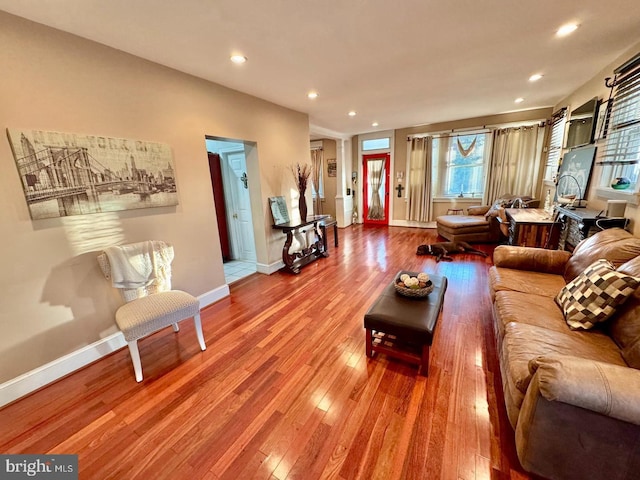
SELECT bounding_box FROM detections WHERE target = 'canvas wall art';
[7,128,179,219]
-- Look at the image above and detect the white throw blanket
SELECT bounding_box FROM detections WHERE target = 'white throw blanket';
[104,240,165,289]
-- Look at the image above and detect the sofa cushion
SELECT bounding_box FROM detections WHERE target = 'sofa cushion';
[436,215,489,231]
[490,267,566,300]
[501,322,626,398]
[493,291,569,341]
[467,205,490,216]
[565,228,640,282]
[609,256,640,368]
[556,259,640,330]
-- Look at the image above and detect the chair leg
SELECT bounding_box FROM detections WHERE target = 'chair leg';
[127,340,143,382]
[172,323,180,332]
[194,313,206,351]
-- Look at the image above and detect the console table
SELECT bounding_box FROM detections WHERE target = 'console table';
[555,206,629,252]
[272,215,330,274]
[505,208,561,249]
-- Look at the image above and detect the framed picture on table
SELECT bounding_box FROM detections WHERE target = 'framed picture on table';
[269,196,290,225]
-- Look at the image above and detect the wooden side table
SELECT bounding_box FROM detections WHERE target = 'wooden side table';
[319,216,338,251]
[505,208,561,249]
[272,215,330,274]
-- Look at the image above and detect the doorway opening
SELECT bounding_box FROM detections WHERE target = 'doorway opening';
[363,153,390,225]
[206,137,257,284]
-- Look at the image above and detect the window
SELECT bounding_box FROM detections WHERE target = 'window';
[544,109,567,182]
[432,133,490,197]
[362,138,390,151]
[599,53,640,195]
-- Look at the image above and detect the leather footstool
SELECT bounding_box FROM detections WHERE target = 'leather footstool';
[364,272,447,375]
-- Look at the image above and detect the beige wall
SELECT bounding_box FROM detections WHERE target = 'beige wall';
[0,12,310,383]
[552,41,640,234]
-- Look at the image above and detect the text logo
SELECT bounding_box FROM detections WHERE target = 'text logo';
[0,455,77,479]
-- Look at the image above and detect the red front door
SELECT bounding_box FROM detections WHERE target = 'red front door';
[363,153,390,225]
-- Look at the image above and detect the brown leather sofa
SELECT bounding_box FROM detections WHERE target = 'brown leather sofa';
[488,228,640,480]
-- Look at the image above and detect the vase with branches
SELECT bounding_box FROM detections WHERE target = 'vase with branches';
[290,163,312,222]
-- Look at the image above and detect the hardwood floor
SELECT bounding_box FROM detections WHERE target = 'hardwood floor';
[0,225,536,479]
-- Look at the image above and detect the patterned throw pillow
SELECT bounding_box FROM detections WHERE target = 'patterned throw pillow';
[556,259,640,330]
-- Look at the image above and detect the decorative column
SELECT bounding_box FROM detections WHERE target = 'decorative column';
[335,138,353,228]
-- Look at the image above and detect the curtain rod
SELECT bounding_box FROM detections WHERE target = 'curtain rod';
[407,119,546,140]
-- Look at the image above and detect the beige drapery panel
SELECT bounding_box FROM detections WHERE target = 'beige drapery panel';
[484,125,547,204]
[367,158,385,219]
[407,137,433,222]
[310,148,323,214]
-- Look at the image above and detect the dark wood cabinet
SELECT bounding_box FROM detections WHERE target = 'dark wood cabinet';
[555,206,628,252]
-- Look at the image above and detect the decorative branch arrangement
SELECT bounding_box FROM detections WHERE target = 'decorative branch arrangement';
[290,163,312,222]
[290,163,312,194]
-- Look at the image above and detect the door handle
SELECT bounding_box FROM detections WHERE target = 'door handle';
[233,213,238,219]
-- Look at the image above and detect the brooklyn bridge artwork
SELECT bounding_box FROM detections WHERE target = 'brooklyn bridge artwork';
[7,129,179,220]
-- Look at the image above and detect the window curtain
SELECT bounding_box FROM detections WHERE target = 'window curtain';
[367,158,385,219]
[484,125,547,204]
[310,148,323,214]
[407,137,433,222]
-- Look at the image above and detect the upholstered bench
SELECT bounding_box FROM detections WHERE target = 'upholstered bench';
[364,272,447,375]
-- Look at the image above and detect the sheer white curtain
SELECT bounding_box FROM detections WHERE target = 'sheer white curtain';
[407,137,433,222]
[310,148,323,214]
[367,158,385,219]
[484,125,547,204]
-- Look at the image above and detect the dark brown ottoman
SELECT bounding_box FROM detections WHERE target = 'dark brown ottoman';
[364,271,447,375]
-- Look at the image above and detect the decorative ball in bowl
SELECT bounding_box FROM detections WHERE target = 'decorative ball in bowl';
[395,272,434,298]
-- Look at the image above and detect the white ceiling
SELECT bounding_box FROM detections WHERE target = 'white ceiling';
[2,1,640,137]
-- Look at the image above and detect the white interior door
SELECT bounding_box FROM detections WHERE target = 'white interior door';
[222,150,256,262]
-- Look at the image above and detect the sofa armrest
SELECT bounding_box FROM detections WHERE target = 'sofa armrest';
[493,245,571,275]
[467,204,490,216]
[529,355,640,425]
[515,366,640,480]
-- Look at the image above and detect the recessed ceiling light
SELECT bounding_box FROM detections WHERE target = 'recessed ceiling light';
[515,97,525,103]
[230,54,247,64]
[556,23,579,37]
[372,122,379,127]
[348,111,357,117]
[529,74,543,82]
[307,91,318,99]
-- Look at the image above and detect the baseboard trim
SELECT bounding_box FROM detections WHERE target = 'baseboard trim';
[257,261,283,275]
[390,220,436,228]
[0,332,127,408]
[199,284,230,308]
[0,284,231,408]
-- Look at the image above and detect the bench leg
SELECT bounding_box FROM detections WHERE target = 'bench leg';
[420,344,430,376]
[366,329,373,358]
